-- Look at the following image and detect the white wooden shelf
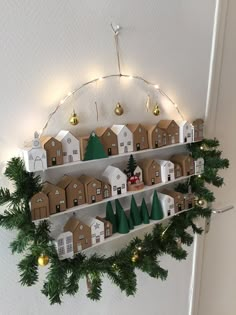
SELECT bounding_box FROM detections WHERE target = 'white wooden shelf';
[83,207,192,254]
[42,141,193,172]
[40,174,193,222]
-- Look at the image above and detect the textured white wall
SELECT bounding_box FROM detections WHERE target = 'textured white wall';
[0,1,216,314]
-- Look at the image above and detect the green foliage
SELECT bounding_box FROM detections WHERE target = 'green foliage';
[0,137,229,304]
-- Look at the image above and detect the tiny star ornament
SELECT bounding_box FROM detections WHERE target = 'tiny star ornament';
[114,102,124,116]
[153,103,160,116]
[38,254,49,267]
[69,110,79,125]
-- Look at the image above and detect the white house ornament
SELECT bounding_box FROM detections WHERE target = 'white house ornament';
[22,132,47,172]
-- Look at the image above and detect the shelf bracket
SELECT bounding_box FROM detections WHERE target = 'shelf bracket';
[205,205,234,234]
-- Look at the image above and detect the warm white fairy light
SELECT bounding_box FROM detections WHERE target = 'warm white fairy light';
[40,24,186,135]
[40,73,186,134]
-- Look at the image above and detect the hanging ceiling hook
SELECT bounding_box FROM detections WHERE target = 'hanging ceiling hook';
[110,23,120,35]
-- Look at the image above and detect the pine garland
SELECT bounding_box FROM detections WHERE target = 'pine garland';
[0,139,229,304]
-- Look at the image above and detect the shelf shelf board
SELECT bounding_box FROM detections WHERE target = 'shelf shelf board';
[41,141,192,172]
[82,207,193,254]
[35,174,193,223]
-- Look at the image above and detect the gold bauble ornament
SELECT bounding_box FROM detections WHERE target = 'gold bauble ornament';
[131,254,139,263]
[69,110,79,125]
[38,254,49,267]
[153,103,160,116]
[114,102,124,116]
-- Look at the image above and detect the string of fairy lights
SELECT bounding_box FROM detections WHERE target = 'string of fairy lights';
[40,24,185,136]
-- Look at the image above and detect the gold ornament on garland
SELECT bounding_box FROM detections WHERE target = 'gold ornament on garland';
[114,102,124,116]
[69,110,79,125]
[131,253,139,263]
[152,103,160,116]
[38,254,49,267]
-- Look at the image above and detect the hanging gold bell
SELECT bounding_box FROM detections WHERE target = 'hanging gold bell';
[69,110,79,125]
[152,103,160,116]
[114,102,124,116]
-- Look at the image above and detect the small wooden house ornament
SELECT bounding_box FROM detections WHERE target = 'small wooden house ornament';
[144,124,166,148]
[184,186,195,209]
[111,125,134,154]
[41,136,63,167]
[96,216,113,238]
[64,217,92,252]
[102,166,127,196]
[42,182,66,215]
[78,175,103,204]
[157,192,175,217]
[162,189,185,212]
[157,120,179,145]
[171,154,195,176]
[101,182,111,199]
[158,160,175,183]
[80,216,105,245]
[138,159,162,186]
[30,191,49,221]
[57,175,85,208]
[126,123,149,151]
[55,231,74,260]
[192,119,204,141]
[22,132,47,172]
[96,127,118,156]
[194,157,204,175]
[178,121,193,143]
[56,130,80,164]
[79,135,89,160]
[174,162,183,178]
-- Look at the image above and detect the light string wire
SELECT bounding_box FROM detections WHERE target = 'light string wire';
[40,25,185,135]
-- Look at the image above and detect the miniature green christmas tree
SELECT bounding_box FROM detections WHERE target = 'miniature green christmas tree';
[127,154,137,176]
[140,197,150,224]
[150,191,164,220]
[83,131,108,161]
[130,195,142,226]
[105,201,117,233]
[115,199,130,234]
[128,213,134,230]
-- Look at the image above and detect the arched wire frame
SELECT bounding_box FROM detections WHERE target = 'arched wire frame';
[40,24,185,135]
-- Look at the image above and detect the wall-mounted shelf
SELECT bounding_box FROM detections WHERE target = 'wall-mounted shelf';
[83,207,192,254]
[37,174,193,223]
[42,141,193,172]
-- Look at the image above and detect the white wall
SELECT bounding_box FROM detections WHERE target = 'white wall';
[198,1,236,314]
[0,1,216,314]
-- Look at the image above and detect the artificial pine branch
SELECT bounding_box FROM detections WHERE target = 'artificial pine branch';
[0,137,229,303]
